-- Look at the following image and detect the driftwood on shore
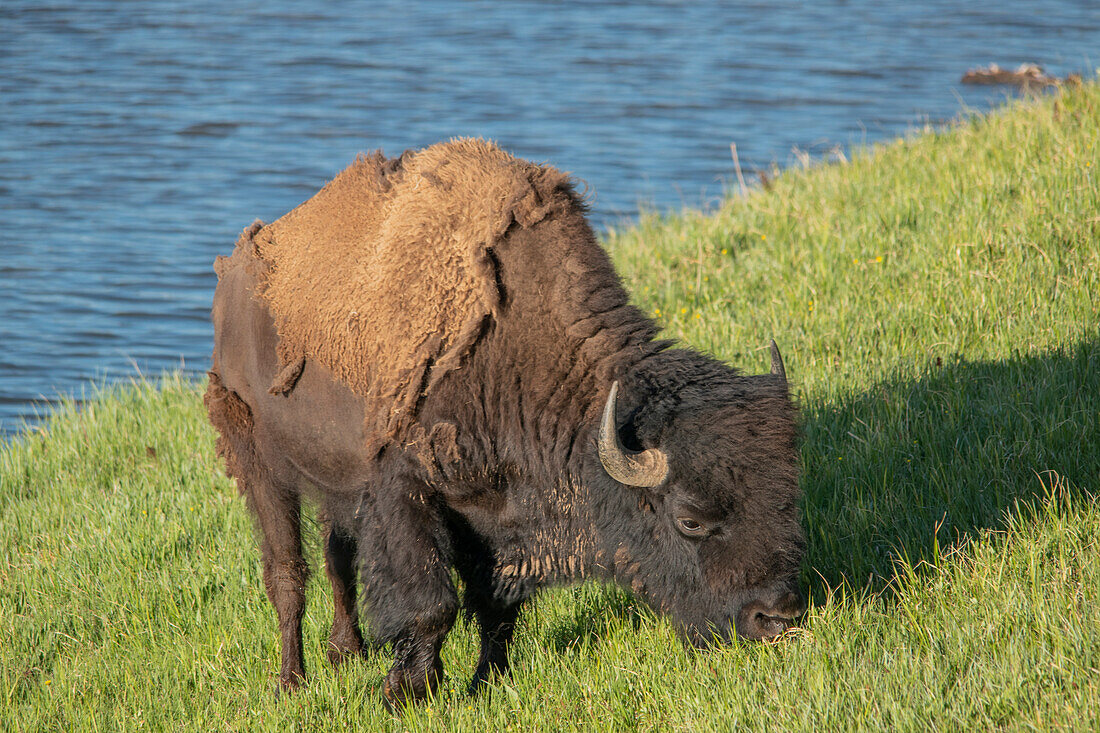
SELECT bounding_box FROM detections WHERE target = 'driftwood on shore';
[961,63,1080,89]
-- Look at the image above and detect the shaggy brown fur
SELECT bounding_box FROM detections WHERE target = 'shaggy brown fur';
[250,139,573,454]
[207,139,806,708]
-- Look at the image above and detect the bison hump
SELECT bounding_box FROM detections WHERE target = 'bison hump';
[249,138,576,451]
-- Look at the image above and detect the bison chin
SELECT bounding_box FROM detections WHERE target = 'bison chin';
[675,581,806,647]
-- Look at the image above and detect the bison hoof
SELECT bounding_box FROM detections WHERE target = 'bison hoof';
[326,633,367,667]
[326,643,366,667]
[277,671,305,695]
[382,668,440,711]
[467,662,508,696]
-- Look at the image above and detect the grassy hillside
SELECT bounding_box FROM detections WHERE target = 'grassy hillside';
[3,81,1098,731]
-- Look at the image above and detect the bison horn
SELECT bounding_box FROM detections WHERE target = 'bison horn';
[598,381,669,488]
[769,339,787,385]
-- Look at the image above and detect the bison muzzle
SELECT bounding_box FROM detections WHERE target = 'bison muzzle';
[205,139,805,707]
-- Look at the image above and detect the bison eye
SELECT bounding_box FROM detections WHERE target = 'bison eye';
[676,516,706,537]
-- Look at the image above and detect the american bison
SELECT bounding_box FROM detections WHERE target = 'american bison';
[205,139,805,706]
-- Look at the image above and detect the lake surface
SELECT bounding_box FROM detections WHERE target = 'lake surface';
[2,1,1097,436]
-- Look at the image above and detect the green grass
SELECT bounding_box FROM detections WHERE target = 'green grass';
[3,80,1100,731]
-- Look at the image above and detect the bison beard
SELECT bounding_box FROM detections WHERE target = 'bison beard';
[205,139,806,707]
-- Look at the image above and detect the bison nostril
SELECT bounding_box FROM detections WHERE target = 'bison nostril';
[736,587,806,640]
[753,612,794,638]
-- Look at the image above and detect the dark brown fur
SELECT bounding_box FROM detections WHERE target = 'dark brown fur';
[206,140,805,706]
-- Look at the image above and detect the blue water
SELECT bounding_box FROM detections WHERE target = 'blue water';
[1,1,1097,436]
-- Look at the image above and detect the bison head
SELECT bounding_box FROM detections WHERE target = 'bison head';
[595,342,805,644]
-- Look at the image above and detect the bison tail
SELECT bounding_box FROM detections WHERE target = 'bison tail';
[204,369,257,490]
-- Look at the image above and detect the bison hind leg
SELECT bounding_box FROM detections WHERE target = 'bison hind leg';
[205,371,309,691]
[321,512,367,666]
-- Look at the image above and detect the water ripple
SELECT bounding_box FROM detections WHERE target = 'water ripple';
[1,0,1096,436]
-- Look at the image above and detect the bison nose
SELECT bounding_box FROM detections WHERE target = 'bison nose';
[737,590,806,640]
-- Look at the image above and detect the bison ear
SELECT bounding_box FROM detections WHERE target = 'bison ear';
[598,382,670,488]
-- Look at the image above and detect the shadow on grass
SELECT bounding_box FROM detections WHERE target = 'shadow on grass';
[800,333,1100,601]
[543,584,650,653]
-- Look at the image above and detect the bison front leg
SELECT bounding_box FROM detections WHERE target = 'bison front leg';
[358,480,458,708]
[467,596,521,695]
[452,550,523,694]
